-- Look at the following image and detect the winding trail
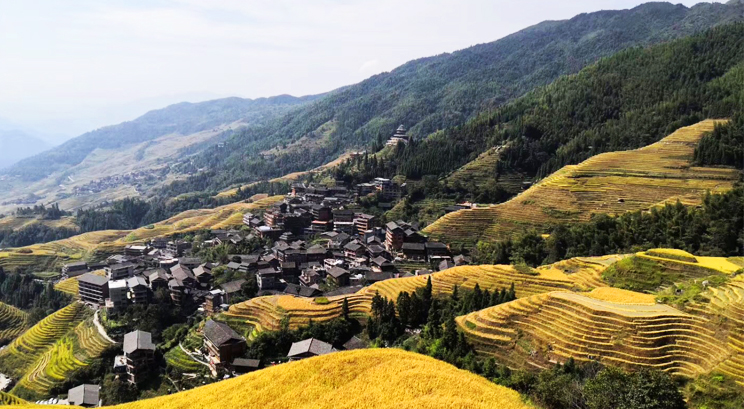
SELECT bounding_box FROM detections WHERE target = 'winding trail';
[93,310,116,344]
[179,343,210,367]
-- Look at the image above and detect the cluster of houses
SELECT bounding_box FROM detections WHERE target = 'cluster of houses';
[66,238,219,313]
[235,185,469,297]
[69,167,167,197]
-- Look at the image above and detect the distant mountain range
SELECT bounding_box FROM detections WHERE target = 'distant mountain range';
[0,1,742,211]
[0,130,50,169]
[169,0,744,196]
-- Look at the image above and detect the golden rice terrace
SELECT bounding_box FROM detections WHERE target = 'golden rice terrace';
[424,120,739,245]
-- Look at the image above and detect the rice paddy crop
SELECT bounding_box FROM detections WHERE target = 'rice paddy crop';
[0,391,26,405]
[226,257,618,332]
[424,120,739,246]
[165,347,203,373]
[637,250,741,275]
[0,302,29,345]
[457,290,729,377]
[9,317,113,399]
[645,249,698,263]
[60,349,531,409]
[0,302,115,400]
[585,287,656,305]
[17,321,109,397]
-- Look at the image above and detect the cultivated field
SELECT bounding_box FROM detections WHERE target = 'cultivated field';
[424,120,740,245]
[457,289,729,377]
[12,318,114,397]
[0,196,282,272]
[225,256,621,332]
[0,216,78,231]
[454,250,744,382]
[0,302,29,345]
[0,391,26,405]
[38,349,530,409]
[445,144,525,195]
[0,302,115,400]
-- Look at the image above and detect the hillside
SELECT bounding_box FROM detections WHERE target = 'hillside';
[225,255,624,333]
[160,2,744,198]
[0,195,282,272]
[8,349,528,409]
[457,289,728,375]
[455,248,744,381]
[0,95,318,214]
[0,302,29,345]
[424,120,740,245]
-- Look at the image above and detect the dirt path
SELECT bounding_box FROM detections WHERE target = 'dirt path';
[179,343,210,367]
[94,310,116,344]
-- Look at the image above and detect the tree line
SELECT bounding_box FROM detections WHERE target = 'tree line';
[474,185,744,266]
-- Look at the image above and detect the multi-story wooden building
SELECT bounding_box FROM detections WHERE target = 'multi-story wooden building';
[77,273,109,306]
[123,330,155,384]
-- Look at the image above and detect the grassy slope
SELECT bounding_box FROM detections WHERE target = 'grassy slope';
[424,120,740,245]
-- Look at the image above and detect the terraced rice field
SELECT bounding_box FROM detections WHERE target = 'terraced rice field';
[0,302,29,345]
[457,290,729,377]
[54,269,107,297]
[165,347,203,373]
[12,319,114,397]
[0,303,89,382]
[226,257,618,332]
[638,249,743,275]
[685,277,744,386]
[445,144,525,194]
[64,349,531,409]
[424,120,740,245]
[0,196,282,272]
[0,391,26,405]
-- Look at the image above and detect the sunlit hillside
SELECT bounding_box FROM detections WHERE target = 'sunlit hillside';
[9,349,529,409]
[0,302,30,345]
[456,251,744,383]
[424,120,740,245]
[0,195,282,272]
[226,255,624,333]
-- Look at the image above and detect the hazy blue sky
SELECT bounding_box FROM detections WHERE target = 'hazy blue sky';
[0,0,720,140]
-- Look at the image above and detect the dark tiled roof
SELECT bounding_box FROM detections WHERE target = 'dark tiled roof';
[402,242,425,251]
[78,273,108,286]
[425,241,449,250]
[170,264,195,281]
[204,320,245,347]
[327,266,350,278]
[342,336,366,350]
[221,279,247,294]
[232,358,260,368]
[123,330,155,354]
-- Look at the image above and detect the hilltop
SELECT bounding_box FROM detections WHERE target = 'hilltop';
[424,120,740,245]
[150,2,744,199]
[0,95,318,214]
[8,349,528,409]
